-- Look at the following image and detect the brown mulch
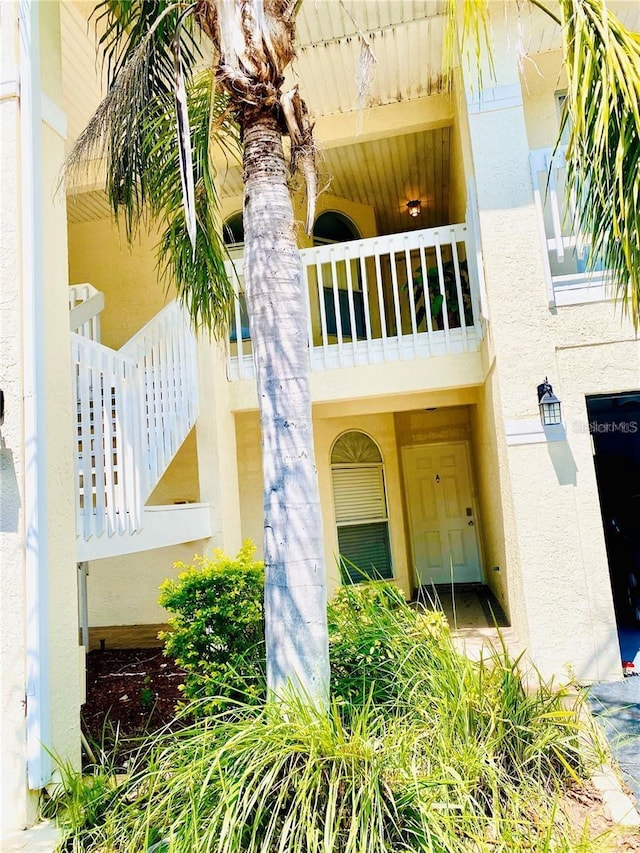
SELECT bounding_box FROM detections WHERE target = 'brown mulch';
[82,648,185,759]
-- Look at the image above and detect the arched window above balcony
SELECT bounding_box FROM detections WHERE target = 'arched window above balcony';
[223,211,244,247]
[313,211,360,246]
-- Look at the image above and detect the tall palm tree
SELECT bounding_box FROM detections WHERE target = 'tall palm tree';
[67,0,329,706]
[67,0,640,708]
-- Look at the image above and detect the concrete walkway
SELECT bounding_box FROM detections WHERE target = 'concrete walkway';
[588,675,640,807]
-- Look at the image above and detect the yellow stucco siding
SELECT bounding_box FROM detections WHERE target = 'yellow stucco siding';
[87,542,209,627]
[67,217,170,350]
[146,428,201,506]
[521,50,568,151]
[468,376,513,618]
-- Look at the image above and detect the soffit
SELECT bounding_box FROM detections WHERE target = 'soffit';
[289,1,449,114]
[61,0,452,232]
[318,127,451,234]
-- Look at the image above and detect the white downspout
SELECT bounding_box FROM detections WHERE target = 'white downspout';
[19,0,52,788]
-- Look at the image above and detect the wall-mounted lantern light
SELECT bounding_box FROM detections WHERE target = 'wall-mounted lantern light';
[537,377,562,426]
[407,199,421,218]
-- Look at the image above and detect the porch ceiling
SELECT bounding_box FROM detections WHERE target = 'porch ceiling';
[66,125,452,235]
[60,1,640,231]
[61,0,451,230]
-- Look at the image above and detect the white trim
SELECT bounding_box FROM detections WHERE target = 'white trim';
[552,278,613,307]
[76,503,212,562]
[467,83,523,115]
[504,418,566,445]
[19,0,52,789]
[41,92,66,139]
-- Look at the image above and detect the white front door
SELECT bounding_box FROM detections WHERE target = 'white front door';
[403,442,482,586]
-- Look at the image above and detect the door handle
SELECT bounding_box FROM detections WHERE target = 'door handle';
[468,520,474,526]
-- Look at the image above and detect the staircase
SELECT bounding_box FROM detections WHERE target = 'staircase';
[70,286,209,560]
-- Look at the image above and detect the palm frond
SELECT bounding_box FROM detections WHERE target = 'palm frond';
[146,70,241,333]
[559,0,640,322]
[65,1,241,334]
[66,1,199,238]
[172,6,199,255]
[444,0,494,91]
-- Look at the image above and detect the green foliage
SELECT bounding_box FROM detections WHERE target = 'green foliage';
[329,581,449,710]
[50,579,607,852]
[559,0,640,325]
[159,542,265,715]
[65,3,240,334]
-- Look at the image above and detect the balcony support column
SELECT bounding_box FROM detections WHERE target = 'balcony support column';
[458,6,620,682]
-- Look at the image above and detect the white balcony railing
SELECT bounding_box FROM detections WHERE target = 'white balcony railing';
[72,300,199,543]
[227,223,483,380]
[530,146,612,306]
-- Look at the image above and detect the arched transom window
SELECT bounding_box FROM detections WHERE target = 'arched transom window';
[331,431,393,584]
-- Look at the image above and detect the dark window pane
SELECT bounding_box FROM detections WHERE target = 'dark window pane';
[338,522,393,584]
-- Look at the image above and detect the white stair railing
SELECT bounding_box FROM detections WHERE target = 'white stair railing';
[69,283,105,341]
[121,302,199,492]
[72,300,199,543]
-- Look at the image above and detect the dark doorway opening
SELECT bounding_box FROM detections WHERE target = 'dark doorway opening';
[587,393,640,665]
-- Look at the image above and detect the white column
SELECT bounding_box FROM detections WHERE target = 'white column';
[1,0,81,837]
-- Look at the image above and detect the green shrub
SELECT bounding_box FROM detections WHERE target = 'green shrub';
[51,577,604,853]
[159,541,265,714]
[328,580,449,710]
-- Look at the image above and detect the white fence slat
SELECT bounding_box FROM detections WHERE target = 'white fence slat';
[450,235,468,352]
[434,233,451,351]
[344,248,359,360]
[417,234,434,355]
[315,257,330,368]
[404,241,419,354]
[359,255,373,361]
[373,246,388,354]
[547,156,565,262]
[388,249,403,345]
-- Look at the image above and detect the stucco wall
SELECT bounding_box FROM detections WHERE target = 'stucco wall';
[460,9,621,680]
[234,408,412,599]
[87,541,210,626]
[146,428,200,506]
[1,0,81,835]
[67,217,170,350]
[468,374,515,620]
[521,50,567,151]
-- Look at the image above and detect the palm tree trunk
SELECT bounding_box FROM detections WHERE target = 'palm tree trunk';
[242,114,330,707]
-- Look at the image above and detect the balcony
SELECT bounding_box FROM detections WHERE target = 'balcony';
[227,223,484,382]
[530,146,613,307]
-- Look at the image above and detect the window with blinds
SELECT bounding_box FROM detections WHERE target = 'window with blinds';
[331,431,393,585]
